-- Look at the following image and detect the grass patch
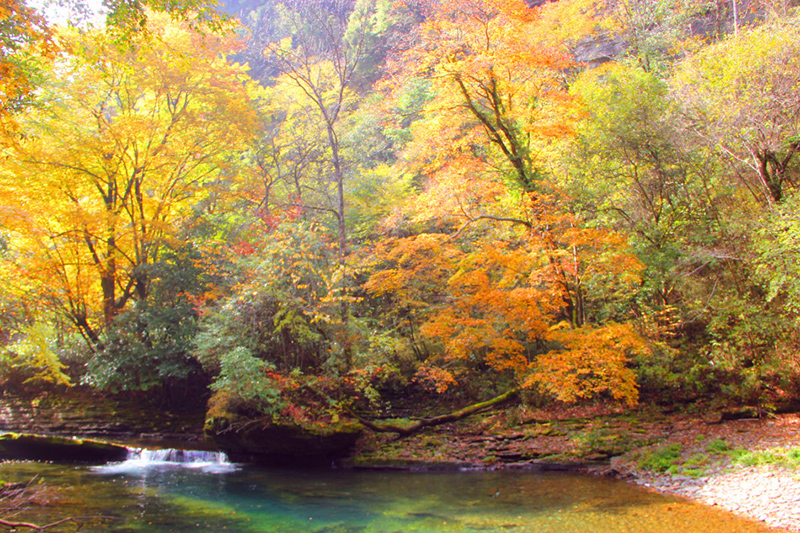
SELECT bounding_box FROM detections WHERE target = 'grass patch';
[681,452,713,477]
[637,444,684,473]
[573,427,627,457]
[705,438,731,454]
[637,443,729,477]
[728,447,800,469]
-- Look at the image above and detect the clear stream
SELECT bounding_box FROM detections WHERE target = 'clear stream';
[0,450,778,532]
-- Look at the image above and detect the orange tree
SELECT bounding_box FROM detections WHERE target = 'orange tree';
[364,0,649,410]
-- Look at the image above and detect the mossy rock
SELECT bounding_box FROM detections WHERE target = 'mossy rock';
[0,433,128,463]
[204,393,363,464]
[206,416,363,464]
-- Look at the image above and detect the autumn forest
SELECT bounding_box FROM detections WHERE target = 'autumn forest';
[2,0,800,443]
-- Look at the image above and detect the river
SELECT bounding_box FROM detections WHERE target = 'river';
[0,450,779,532]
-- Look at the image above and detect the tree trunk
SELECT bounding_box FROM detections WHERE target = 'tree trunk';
[350,389,519,437]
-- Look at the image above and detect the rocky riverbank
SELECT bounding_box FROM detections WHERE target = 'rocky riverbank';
[605,413,800,532]
[625,466,800,532]
[0,391,206,446]
[3,390,799,531]
[353,405,800,532]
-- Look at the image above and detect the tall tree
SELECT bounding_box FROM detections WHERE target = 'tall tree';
[395,0,574,194]
[0,12,258,344]
[264,0,380,258]
[368,0,649,406]
[257,0,392,370]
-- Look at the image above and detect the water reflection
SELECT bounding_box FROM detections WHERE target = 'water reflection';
[0,461,781,532]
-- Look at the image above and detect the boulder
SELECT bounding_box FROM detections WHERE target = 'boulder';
[205,416,363,464]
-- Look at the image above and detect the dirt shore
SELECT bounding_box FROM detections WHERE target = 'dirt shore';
[353,406,800,532]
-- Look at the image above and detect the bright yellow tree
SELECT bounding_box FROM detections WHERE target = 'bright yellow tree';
[0,12,259,344]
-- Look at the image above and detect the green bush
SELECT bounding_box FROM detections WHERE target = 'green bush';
[209,347,283,416]
[84,248,206,393]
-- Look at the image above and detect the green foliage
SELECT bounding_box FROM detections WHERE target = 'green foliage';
[613,0,715,74]
[755,193,800,316]
[728,447,800,469]
[568,62,715,307]
[194,221,335,375]
[637,443,683,473]
[85,248,206,392]
[673,18,800,203]
[705,438,731,454]
[209,347,283,416]
[573,427,631,458]
[632,342,713,402]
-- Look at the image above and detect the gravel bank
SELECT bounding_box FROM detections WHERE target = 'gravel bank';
[618,466,800,532]
[606,413,800,532]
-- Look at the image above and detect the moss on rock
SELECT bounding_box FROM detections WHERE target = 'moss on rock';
[204,391,363,464]
[0,433,128,463]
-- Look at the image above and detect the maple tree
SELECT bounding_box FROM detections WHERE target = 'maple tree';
[0,13,258,346]
[392,0,574,194]
[360,0,651,408]
[368,190,645,406]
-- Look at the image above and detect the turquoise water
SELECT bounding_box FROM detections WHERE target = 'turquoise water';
[0,458,778,532]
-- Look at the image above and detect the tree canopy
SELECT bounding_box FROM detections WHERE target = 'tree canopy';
[3,0,800,433]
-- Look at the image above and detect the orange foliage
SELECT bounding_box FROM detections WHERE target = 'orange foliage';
[414,361,459,394]
[367,185,647,403]
[418,240,556,374]
[387,0,577,198]
[373,0,648,401]
[526,323,648,406]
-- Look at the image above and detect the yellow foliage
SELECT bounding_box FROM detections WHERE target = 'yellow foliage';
[0,13,259,336]
[7,323,72,386]
[535,0,614,49]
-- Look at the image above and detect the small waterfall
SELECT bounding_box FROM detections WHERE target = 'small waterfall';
[92,447,236,474]
[127,447,230,465]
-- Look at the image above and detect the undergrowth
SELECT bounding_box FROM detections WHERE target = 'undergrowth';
[636,438,800,478]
